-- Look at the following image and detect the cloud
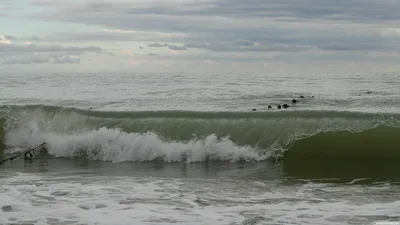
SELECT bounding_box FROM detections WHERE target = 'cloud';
[0,41,102,64]
[148,43,187,50]
[120,49,134,56]
[184,42,310,52]
[167,44,187,50]
[1,53,80,64]
[3,0,400,71]
[103,29,136,34]
[317,42,390,52]
[148,43,164,47]
[380,28,400,38]
[37,30,187,43]
[185,42,209,48]
[28,0,400,29]
[0,43,101,54]
[4,35,17,40]
[0,35,12,44]
[232,40,254,47]
[25,0,400,57]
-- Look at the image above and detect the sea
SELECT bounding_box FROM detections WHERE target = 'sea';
[1,71,400,225]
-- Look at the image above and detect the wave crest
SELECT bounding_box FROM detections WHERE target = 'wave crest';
[5,123,268,163]
[1,104,400,162]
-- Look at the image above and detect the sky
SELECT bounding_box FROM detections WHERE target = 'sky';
[1,0,400,74]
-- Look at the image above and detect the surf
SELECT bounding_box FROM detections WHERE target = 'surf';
[1,104,400,163]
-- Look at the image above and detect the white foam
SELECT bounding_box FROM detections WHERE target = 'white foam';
[1,173,400,225]
[4,121,269,163]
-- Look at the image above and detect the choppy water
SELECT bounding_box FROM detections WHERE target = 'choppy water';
[1,71,400,225]
[1,72,400,112]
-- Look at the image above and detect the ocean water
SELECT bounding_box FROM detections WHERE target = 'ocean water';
[1,71,400,225]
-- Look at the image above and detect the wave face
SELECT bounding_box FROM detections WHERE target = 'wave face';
[1,104,400,163]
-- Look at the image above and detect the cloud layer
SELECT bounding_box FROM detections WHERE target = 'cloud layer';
[2,0,400,71]
[0,40,102,64]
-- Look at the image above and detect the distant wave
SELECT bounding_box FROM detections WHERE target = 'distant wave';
[1,104,400,163]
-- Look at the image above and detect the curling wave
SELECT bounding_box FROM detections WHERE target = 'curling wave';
[1,104,400,163]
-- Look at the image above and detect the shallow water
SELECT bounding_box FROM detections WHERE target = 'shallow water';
[2,159,400,225]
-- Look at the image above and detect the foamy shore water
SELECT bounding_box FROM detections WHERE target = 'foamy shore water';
[1,164,400,225]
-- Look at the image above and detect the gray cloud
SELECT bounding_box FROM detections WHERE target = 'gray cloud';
[4,35,17,40]
[0,44,101,54]
[148,43,164,47]
[182,0,400,22]
[148,43,187,50]
[29,0,74,7]
[273,51,400,62]
[1,0,27,14]
[1,53,80,64]
[29,0,400,28]
[0,0,13,7]
[317,43,390,52]
[232,40,255,47]
[19,0,400,62]
[0,42,101,64]
[37,30,187,43]
[166,44,187,51]
[185,42,209,48]
[129,51,272,61]
[184,42,310,52]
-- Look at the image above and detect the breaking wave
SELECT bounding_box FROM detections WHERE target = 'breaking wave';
[1,104,400,163]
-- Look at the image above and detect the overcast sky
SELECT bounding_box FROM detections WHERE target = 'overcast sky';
[1,0,400,73]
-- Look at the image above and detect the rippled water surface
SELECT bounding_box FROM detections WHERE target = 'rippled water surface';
[1,71,400,225]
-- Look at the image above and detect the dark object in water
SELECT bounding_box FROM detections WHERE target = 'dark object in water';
[268,105,272,109]
[252,109,256,111]
[0,142,47,165]
[24,151,34,160]
[292,99,297,104]
[283,104,289,109]
[300,95,305,98]
[277,105,282,109]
